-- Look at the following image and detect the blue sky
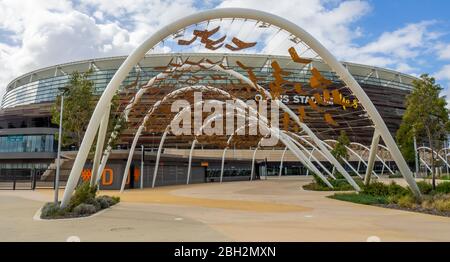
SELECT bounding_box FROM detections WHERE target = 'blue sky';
[0,0,450,102]
[357,0,450,78]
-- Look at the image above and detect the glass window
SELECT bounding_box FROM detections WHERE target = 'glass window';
[0,135,55,153]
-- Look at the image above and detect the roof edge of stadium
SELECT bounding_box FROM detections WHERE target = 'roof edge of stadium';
[5,52,418,91]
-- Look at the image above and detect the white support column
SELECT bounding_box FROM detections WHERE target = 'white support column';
[95,147,111,184]
[321,141,363,179]
[290,134,330,163]
[91,104,111,186]
[250,147,259,181]
[353,142,394,176]
[186,139,197,184]
[324,139,378,178]
[289,136,336,179]
[120,125,145,192]
[219,147,228,183]
[277,100,360,191]
[342,157,363,179]
[282,134,333,188]
[420,157,432,173]
[278,146,288,177]
[364,130,381,185]
[152,127,170,188]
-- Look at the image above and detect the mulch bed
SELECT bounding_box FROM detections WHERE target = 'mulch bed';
[375,204,450,218]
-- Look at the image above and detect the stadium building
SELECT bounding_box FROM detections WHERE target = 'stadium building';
[0,53,415,189]
[0,8,424,197]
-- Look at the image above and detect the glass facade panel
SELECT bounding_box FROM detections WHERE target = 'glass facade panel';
[0,135,55,153]
[1,63,413,109]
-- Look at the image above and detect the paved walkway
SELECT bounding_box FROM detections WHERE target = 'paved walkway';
[1,176,449,241]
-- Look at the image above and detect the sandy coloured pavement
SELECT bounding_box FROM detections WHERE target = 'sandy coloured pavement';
[0,176,449,241]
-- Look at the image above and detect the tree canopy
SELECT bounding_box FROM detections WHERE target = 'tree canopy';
[331,130,350,163]
[396,74,450,188]
[51,71,95,147]
[51,71,126,150]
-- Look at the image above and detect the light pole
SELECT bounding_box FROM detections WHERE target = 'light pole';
[54,90,66,204]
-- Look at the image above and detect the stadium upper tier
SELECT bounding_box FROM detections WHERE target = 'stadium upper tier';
[2,53,416,109]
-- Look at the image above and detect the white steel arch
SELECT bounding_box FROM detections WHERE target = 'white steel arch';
[119,86,234,191]
[321,141,363,179]
[284,132,336,179]
[278,146,288,177]
[223,118,335,188]
[350,142,395,176]
[417,146,450,169]
[97,61,360,189]
[61,8,420,207]
[324,139,378,178]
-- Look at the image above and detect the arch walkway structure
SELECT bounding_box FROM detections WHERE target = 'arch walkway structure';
[60,8,421,208]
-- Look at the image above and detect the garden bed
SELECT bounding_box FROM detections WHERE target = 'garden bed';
[302,174,364,192]
[328,180,450,218]
[40,182,120,219]
[375,204,450,218]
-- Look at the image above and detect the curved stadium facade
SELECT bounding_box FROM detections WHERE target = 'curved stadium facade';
[0,53,416,189]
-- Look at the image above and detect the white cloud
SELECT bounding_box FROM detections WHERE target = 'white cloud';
[0,0,199,101]
[435,65,450,106]
[217,0,371,53]
[336,21,440,74]
[436,43,450,60]
[436,65,450,81]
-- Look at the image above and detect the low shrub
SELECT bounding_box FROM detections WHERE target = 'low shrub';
[436,182,450,194]
[388,172,403,179]
[434,198,450,212]
[40,182,121,219]
[421,194,450,212]
[329,193,388,205]
[86,198,102,211]
[303,175,360,191]
[397,194,417,209]
[387,194,400,204]
[97,197,110,209]
[331,179,355,190]
[111,196,120,204]
[312,174,328,187]
[302,182,330,191]
[362,182,389,197]
[416,181,433,195]
[41,202,66,218]
[73,204,97,216]
[388,181,410,197]
[68,181,98,211]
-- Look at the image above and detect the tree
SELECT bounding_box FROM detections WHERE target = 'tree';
[51,71,126,151]
[331,130,350,163]
[396,74,450,189]
[330,131,350,179]
[51,71,95,148]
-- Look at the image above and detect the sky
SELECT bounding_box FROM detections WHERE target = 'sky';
[1,0,450,103]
